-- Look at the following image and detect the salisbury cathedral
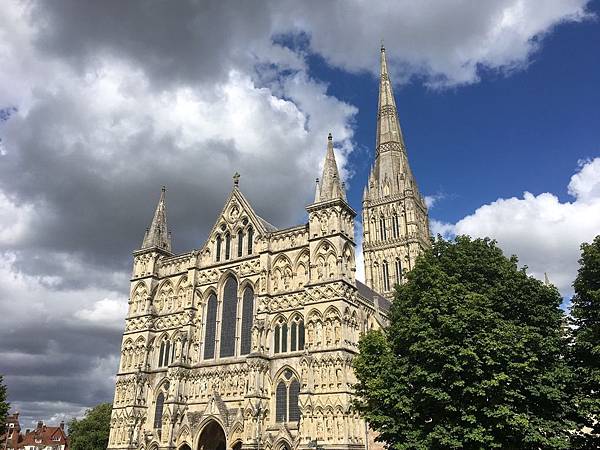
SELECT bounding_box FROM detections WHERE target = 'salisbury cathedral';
[108,46,431,450]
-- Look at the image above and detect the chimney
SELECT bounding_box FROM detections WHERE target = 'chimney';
[37,421,43,429]
[60,422,64,430]
[26,429,30,434]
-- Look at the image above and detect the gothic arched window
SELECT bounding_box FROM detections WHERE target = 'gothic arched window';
[275,370,300,423]
[382,260,390,291]
[274,325,281,354]
[392,214,400,238]
[379,217,387,240]
[240,286,254,355]
[395,259,402,284]
[281,323,288,353]
[275,381,287,422]
[237,230,244,257]
[247,227,254,254]
[290,317,305,352]
[220,276,238,358]
[288,380,300,421]
[225,232,231,260]
[154,392,164,429]
[216,235,222,262]
[158,340,165,367]
[204,293,217,359]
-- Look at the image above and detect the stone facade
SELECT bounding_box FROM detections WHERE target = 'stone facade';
[108,46,428,450]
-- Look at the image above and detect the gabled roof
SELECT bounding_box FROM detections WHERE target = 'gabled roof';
[202,181,277,251]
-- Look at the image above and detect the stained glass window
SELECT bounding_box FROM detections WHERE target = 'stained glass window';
[220,277,238,357]
[274,325,280,354]
[288,380,300,421]
[247,227,253,254]
[383,261,390,291]
[299,320,305,350]
[240,286,254,355]
[290,322,297,351]
[237,230,244,257]
[204,294,217,359]
[154,393,164,429]
[225,233,231,260]
[281,323,288,353]
[275,381,287,422]
[158,341,165,367]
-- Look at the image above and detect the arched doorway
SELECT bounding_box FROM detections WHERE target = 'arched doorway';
[198,420,226,450]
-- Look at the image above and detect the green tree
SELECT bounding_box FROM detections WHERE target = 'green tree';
[0,375,9,435]
[68,403,112,450]
[570,235,600,448]
[353,236,578,450]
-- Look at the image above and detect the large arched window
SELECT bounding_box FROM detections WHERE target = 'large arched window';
[382,261,390,291]
[237,230,244,257]
[225,233,231,260]
[288,380,300,421]
[275,381,287,423]
[204,293,217,359]
[220,277,238,358]
[154,392,164,429]
[240,286,254,355]
[275,370,300,423]
[216,235,222,262]
[247,227,254,254]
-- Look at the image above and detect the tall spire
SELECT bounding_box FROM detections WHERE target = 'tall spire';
[141,186,172,252]
[315,133,346,202]
[376,45,405,153]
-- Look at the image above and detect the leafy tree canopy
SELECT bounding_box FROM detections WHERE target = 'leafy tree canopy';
[353,236,578,450]
[68,403,112,450]
[0,375,9,435]
[570,235,600,447]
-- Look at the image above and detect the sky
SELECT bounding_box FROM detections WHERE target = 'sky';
[0,0,599,428]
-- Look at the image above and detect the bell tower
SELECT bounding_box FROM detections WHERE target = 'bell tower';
[362,46,430,299]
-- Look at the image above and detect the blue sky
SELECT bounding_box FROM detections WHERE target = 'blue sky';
[307,2,600,224]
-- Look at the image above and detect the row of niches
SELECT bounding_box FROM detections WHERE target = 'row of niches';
[119,309,364,374]
[298,412,366,445]
[308,208,354,238]
[108,416,145,447]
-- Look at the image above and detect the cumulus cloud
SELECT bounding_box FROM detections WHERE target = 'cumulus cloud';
[434,158,600,296]
[0,0,593,426]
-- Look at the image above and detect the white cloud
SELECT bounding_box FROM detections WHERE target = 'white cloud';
[74,298,128,328]
[277,0,593,86]
[434,158,600,296]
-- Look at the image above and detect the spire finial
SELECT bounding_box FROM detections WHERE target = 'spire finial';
[233,172,240,186]
[161,185,166,193]
[328,132,333,141]
[141,186,172,252]
[381,39,385,51]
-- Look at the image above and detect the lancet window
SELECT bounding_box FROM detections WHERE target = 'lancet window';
[225,232,231,260]
[220,276,238,357]
[395,258,402,284]
[154,392,164,429]
[247,227,253,254]
[237,230,244,257]
[379,217,387,240]
[274,316,304,354]
[240,286,254,355]
[158,337,174,368]
[216,235,222,262]
[382,260,390,291]
[392,213,400,238]
[203,293,217,359]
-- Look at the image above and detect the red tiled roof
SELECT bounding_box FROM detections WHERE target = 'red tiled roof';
[18,425,68,449]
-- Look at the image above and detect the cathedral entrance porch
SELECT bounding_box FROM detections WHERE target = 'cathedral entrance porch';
[198,421,226,450]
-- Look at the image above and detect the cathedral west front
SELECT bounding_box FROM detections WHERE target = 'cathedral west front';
[108,46,431,450]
